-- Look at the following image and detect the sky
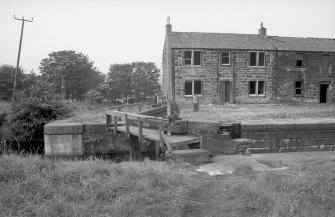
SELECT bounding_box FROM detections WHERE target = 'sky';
[0,0,335,75]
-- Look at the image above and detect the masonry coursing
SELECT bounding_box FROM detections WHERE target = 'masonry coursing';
[163,21,335,104]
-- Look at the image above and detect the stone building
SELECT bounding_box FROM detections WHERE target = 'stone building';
[162,19,335,104]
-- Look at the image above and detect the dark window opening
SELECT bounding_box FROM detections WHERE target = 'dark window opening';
[296,60,303,67]
[249,81,256,94]
[185,81,192,95]
[258,52,265,66]
[184,51,192,65]
[194,51,201,65]
[250,52,257,66]
[295,81,303,95]
[320,84,329,103]
[222,52,230,65]
[258,81,265,94]
[194,81,202,94]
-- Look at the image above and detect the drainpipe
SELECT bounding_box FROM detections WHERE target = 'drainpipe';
[232,48,238,103]
[216,50,219,104]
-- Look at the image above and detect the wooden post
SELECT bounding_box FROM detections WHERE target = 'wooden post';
[138,121,143,142]
[106,115,111,132]
[113,116,117,134]
[199,135,203,149]
[125,114,130,138]
[155,141,160,157]
[139,105,142,112]
[117,107,121,121]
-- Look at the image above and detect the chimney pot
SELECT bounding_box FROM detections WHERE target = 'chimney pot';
[166,16,172,34]
[258,22,267,37]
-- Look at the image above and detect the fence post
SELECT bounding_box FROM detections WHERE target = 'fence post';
[138,121,143,141]
[113,116,118,134]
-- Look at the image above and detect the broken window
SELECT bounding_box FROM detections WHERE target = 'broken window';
[250,52,265,66]
[322,54,329,73]
[250,52,257,66]
[221,52,230,65]
[184,51,192,65]
[183,51,202,66]
[185,81,192,95]
[249,80,265,95]
[296,54,303,67]
[249,81,256,94]
[258,52,265,66]
[194,51,201,65]
[194,80,202,94]
[295,81,303,95]
[185,80,202,96]
[258,81,265,94]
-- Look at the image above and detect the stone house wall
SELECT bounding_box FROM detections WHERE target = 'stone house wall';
[169,48,335,104]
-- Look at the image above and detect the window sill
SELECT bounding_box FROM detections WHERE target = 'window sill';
[249,66,266,68]
[185,95,202,98]
[184,65,202,67]
[249,94,266,97]
[294,94,304,97]
[221,64,231,66]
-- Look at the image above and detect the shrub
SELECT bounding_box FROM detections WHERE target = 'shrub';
[83,89,104,104]
[9,80,71,153]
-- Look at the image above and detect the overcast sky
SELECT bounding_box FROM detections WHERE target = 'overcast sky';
[0,0,335,74]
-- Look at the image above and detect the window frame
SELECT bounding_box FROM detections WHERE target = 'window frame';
[183,50,202,66]
[249,51,266,67]
[221,52,230,65]
[249,80,265,96]
[184,80,202,97]
[295,80,303,96]
[295,54,303,68]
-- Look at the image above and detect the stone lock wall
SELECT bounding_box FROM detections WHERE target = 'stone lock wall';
[242,120,335,153]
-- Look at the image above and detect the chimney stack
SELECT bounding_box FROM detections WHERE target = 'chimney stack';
[258,22,267,37]
[166,16,172,34]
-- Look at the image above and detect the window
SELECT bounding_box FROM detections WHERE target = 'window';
[250,52,265,66]
[295,81,303,95]
[296,54,303,67]
[322,54,329,73]
[185,80,202,96]
[183,51,202,66]
[249,80,265,96]
[221,52,230,65]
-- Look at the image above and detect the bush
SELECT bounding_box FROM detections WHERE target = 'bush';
[9,80,71,153]
[83,89,104,104]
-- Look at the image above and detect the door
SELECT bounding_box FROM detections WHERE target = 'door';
[219,81,230,103]
[320,84,328,103]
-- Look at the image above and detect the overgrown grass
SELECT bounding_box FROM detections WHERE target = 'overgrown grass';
[0,101,11,114]
[0,154,191,217]
[187,158,335,217]
[61,101,110,122]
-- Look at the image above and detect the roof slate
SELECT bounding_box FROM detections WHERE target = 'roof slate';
[168,32,335,52]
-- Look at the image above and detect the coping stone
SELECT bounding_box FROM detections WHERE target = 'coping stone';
[44,122,84,135]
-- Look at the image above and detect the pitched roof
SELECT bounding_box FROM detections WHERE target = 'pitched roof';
[168,32,335,52]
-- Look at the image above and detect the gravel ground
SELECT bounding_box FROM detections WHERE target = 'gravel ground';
[179,103,335,122]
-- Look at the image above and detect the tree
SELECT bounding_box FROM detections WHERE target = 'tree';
[107,62,161,102]
[133,62,161,101]
[39,50,103,100]
[107,63,133,101]
[0,65,25,101]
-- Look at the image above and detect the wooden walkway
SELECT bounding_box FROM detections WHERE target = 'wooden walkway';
[105,110,202,155]
[116,125,200,147]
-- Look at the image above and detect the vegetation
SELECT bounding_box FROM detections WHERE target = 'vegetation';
[1,154,334,217]
[107,62,161,102]
[9,80,71,153]
[0,65,37,101]
[0,155,189,217]
[39,50,104,100]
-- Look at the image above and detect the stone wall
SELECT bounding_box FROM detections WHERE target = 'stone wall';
[276,52,335,103]
[169,49,335,104]
[242,120,335,153]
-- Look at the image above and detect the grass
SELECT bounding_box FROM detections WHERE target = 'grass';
[0,154,191,217]
[182,157,335,217]
[0,101,11,114]
[1,155,334,217]
[180,103,335,122]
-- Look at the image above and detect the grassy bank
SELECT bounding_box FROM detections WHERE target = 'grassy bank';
[0,155,190,217]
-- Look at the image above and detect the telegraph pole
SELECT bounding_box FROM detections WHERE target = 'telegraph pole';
[12,15,33,102]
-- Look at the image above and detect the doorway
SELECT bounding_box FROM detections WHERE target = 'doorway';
[320,84,329,103]
[219,81,230,103]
